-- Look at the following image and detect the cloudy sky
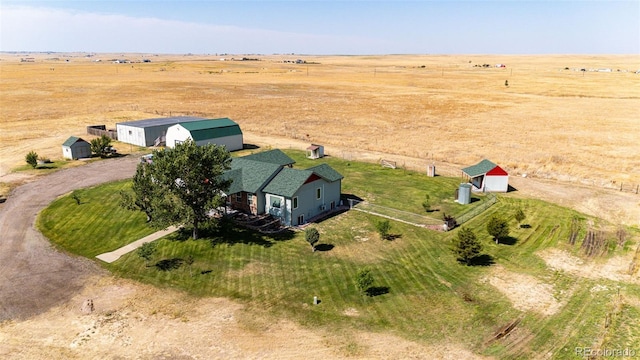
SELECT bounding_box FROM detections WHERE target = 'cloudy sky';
[1,1,638,54]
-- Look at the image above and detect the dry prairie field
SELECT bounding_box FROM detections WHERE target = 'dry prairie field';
[1,53,638,186]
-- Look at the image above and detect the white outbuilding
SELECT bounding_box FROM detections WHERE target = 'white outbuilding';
[116,116,205,147]
[165,118,243,151]
[461,159,509,192]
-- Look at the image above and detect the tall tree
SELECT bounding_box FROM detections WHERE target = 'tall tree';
[487,215,509,244]
[453,227,482,265]
[120,162,156,222]
[146,140,232,240]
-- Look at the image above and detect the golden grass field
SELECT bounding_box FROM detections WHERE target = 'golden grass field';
[1,53,638,186]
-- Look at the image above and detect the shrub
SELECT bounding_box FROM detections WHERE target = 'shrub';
[375,220,391,240]
[25,151,39,168]
[453,228,482,265]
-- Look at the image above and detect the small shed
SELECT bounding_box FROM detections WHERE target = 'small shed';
[306,144,324,159]
[461,159,509,192]
[165,118,243,151]
[62,136,91,160]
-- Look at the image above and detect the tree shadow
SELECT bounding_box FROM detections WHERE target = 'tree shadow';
[242,143,260,150]
[469,254,495,266]
[365,286,390,297]
[155,258,184,271]
[519,224,531,229]
[208,218,294,248]
[200,269,213,275]
[315,243,334,252]
[499,236,518,245]
[385,234,402,241]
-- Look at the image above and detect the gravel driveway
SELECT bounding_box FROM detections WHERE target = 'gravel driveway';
[0,156,138,322]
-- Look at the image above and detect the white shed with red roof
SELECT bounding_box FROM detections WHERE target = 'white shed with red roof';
[461,159,509,192]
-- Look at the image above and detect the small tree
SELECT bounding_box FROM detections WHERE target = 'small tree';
[453,227,482,265]
[90,134,112,157]
[137,241,157,267]
[185,255,195,277]
[25,151,39,168]
[487,215,509,244]
[305,227,320,252]
[71,191,81,205]
[356,268,374,294]
[421,194,431,212]
[376,220,391,240]
[514,208,526,225]
[120,162,156,222]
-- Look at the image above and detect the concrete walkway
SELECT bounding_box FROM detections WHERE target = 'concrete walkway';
[95,226,179,263]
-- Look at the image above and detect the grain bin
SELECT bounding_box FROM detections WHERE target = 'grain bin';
[458,183,472,205]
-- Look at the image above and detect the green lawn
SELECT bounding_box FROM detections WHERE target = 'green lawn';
[38,150,640,358]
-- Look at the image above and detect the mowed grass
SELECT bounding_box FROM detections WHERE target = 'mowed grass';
[38,180,157,257]
[37,152,640,358]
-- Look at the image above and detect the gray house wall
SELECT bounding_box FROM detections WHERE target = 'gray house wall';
[266,178,341,226]
[62,142,91,159]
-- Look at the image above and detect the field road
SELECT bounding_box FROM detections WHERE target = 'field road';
[0,156,138,322]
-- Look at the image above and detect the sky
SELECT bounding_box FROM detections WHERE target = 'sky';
[1,1,638,55]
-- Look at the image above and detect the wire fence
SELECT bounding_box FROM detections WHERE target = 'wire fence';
[455,193,498,225]
[348,199,443,229]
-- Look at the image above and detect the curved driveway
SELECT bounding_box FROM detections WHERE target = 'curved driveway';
[0,156,138,322]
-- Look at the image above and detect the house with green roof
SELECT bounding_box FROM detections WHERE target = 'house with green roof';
[165,118,243,151]
[62,136,91,160]
[461,159,509,192]
[222,150,343,226]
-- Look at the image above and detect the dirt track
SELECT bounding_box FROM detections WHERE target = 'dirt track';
[0,156,139,321]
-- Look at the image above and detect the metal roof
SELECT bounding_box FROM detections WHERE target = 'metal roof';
[178,118,242,141]
[116,116,205,128]
[62,136,89,147]
[461,159,499,177]
[241,149,295,166]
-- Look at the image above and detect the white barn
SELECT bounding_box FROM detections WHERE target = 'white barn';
[165,118,243,151]
[461,159,509,192]
[116,116,204,147]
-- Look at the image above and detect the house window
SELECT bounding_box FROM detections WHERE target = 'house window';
[128,130,132,135]
[293,196,298,209]
[316,188,321,200]
[247,195,253,206]
[272,198,281,208]
[235,193,242,203]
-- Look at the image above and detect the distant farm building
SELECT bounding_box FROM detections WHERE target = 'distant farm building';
[165,118,243,151]
[461,159,509,192]
[306,144,324,159]
[62,136,91,160]
[116,116,206,147]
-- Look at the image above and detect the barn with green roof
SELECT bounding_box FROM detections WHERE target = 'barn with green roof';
[165,118,243,151]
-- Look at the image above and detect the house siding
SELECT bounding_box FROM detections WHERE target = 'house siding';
[166,125,243,150]
[484,175,509,192]
[284,178,341,226]
[62,141,91,159]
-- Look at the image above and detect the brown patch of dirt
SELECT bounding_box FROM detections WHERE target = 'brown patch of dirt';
[538,248,640,284]
[482,266,563,316]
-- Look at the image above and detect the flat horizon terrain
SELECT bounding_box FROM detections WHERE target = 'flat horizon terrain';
[1,53,638,188]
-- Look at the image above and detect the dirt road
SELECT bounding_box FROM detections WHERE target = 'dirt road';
[0,156,139,321]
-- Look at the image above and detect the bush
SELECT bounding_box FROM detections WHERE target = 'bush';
[25,151,39,168]
[356,268,374,294]
[375,220,391,240]
[305,227,320,252]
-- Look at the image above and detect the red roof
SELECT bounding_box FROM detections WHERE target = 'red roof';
[486,165,508,176]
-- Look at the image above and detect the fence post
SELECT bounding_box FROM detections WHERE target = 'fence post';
[636,185,639,194]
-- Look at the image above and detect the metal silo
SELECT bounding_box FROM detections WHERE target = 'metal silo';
[458,183,472,205]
